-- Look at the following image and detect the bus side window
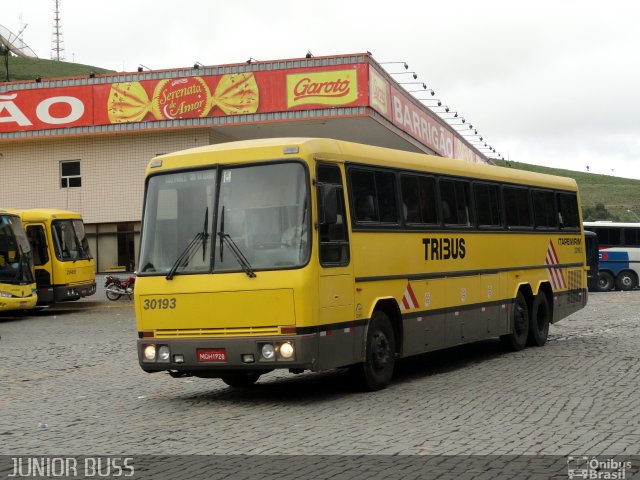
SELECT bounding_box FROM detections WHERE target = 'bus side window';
[440,178,473,227]
[557,192,580,230]
[625,228,640,246]
[317,164,350,267]
[504,186,532,228]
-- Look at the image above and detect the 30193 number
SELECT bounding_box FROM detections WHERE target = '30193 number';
[143,298,176,310]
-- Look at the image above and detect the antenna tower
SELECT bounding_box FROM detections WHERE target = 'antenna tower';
[51,0,65,61]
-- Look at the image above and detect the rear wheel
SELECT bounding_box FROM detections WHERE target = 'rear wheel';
[615,271,637,291]
[350,311,396,391]
[221,373,261,388]
[597,271,614,292]
[528,292,550,347]
[500,292,529,351]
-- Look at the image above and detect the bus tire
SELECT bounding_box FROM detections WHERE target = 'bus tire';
[350,311,396,391]
[615,271,637,291]
[528,292,550,347]
[597,271,614,292]
[221,373,261,388]
[500,292,529,351]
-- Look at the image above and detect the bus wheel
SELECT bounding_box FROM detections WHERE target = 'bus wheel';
[615,272,637,291]
[597,271,614,292]
[350,311,396,391]
[528,292,550,347]
[221,373,261,388]
[500,292,529,351]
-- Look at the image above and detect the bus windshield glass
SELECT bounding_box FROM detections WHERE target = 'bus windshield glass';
[0,215,35,284]
[138,162,309,276]
[51,219,92,261]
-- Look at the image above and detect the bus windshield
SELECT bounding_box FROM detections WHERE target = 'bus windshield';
[51,219,92,261]
[138,162,309,276]
[0,215,35,284]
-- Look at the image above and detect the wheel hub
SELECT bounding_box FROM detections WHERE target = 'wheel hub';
[371,332,390,370]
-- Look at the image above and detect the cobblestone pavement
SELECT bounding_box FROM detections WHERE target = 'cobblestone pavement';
[1,291,639,457]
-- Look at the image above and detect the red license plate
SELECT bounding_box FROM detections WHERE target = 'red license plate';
[197,349,227,362]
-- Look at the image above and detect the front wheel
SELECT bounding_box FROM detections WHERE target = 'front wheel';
[221,373,261,388]
[350,311,396,391]
[597,271,614,292]
[105,285,122,301]
[615,271,637,291]
[528,292,550,347]
[500,291,530,351]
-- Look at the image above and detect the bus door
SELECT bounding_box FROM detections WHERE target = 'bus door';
[584,230,599,291]
[25,223,55,303]
[316,163,355,368]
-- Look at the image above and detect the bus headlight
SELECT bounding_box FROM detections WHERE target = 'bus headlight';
[0,291,12,298]
[261,343,276,360]
[143,344,156,361]
[158,345,171,362]
[278,342,294,359]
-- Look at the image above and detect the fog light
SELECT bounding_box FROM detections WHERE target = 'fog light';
[279,342,294,359]
[158,345,170,362]
[174,355,184,364]
[242,354,255,364]
[261,343,275,360]
[143,344,156,361]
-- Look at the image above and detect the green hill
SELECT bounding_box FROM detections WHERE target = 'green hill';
[2,55,114,82]
[492,159,640,222]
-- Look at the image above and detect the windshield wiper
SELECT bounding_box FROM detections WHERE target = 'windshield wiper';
[166,209,210,280]
[219,233,256,278]
[165,232,203,280]
[202,207,209,262]
[218,205,256,278]
[15,245,26,283]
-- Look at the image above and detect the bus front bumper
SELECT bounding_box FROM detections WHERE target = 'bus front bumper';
[0,293,38,312]
[137,335,318,375]
[51,282,97,302]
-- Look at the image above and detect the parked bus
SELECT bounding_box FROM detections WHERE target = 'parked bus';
[0,210,38,312]
[16,209,96,303]
[135,138,588,390]
[584,230,599,292]
[584,221,640,292]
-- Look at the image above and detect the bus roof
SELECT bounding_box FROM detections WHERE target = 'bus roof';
[150,137,579,191]
[584,221,640,227]
[10,208,84,222]
[0,209,21,217]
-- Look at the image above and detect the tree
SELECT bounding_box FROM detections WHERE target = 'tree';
[582,203,619,222]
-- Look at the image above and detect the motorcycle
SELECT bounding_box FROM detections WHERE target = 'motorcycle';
[104,275,135,301]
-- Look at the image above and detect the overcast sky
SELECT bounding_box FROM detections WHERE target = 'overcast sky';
[4,0,640,179]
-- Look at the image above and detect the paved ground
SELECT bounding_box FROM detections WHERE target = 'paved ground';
[1,291,639,461]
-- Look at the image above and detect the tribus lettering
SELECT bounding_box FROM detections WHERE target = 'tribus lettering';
[422,238,466,261]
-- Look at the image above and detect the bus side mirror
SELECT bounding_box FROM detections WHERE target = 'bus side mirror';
[319,185,338,225]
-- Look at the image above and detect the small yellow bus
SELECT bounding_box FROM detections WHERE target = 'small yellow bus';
[135,138,587,390]
[0,210,37,312]
[16,209,96,304]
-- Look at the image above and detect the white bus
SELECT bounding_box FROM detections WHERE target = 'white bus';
[583,222,640,291]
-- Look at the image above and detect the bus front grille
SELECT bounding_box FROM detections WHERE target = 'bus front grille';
[153,326,282,338]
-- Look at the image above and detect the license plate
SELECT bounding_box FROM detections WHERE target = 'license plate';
[197,349,227,362]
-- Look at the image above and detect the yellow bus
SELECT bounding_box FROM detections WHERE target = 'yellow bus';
[135,138,587,390]
[16,209,96,304]
[0,210,38,312]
